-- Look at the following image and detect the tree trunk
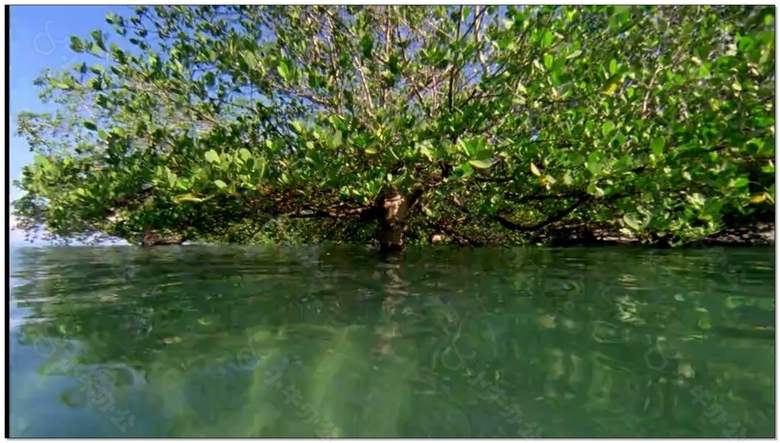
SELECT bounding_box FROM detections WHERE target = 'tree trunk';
[375,189,423,253]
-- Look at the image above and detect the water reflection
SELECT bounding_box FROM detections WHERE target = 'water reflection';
[9,245,776,437]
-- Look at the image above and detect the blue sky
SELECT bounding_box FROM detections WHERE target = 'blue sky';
[9,6,134,244]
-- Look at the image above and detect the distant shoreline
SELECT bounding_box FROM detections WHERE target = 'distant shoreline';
[569,227,775,248]
[9,221,775,249]
[9,234,775,250]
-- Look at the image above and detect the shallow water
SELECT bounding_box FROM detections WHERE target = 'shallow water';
[8,244,776,437]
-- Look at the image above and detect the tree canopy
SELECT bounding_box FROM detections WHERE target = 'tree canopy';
[12,5,775,249]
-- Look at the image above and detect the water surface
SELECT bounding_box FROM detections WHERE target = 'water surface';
[8,245,776,437]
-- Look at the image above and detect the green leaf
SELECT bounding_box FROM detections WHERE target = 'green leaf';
[609,59,618,75]
[214,180,228,190]
[83,121,97,131]
[239,148,252,161]
[497,36,514,50]
[463,139,480,156]
[388,53,400,74]
[290,121,304,134]
[623,214,641,230]
[587,183,603,196]
[601,82,618,96]
[543,53,553,70]
[468,159,493,169]
[530,163,541,176]
[360,36,373,59]
[331,130,343,148]
[277,59,292,81]
[458,162,475,178]
[241,51,258,69]
[33,154,51,169]
[685,193,706,208]
[586,152,602,175]
[651,137,665,157]
[205,150,220,164]
[69,36,85,52]
[474,148,492,161]
[365,147,378,155]
[328,115,347,132]
[542,30,553,48]
[91,30,106,52]
[750,194,767,204]
[601,121,615,136]
[731,177,749,188]
[737,36,755,52]
[51,80,71,90]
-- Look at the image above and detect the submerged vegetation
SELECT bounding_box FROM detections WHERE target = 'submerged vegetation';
[12,6,775,249]
[10,246,777,437]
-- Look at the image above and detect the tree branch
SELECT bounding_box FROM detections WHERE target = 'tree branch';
[491,195,592,232]
[448,6,464,113]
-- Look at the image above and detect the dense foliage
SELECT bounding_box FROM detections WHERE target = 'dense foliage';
[13,6,775,248]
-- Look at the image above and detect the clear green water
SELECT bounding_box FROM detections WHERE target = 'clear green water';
[8,245,776,437]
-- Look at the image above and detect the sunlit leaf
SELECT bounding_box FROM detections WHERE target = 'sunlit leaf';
[469,159,493,169]
[205,150,220,164]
